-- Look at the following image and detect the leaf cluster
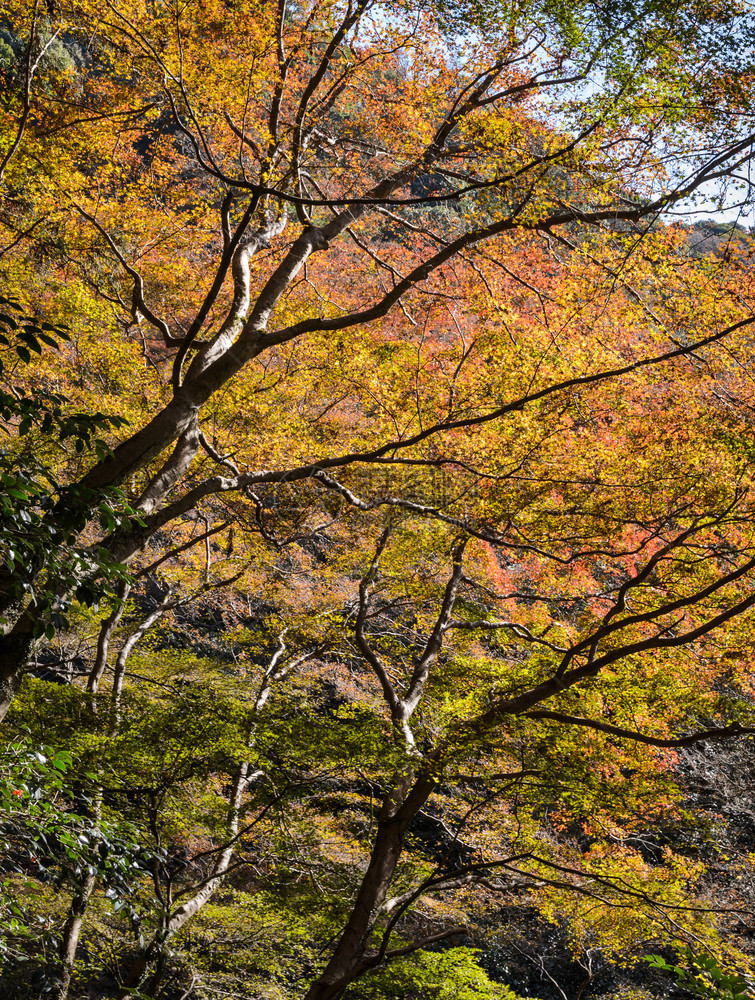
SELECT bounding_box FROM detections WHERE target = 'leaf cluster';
[646,949,755,1000]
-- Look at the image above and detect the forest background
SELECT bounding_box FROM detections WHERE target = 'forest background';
[3,1,755,999]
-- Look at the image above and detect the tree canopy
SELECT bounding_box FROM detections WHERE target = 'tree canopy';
[2,0,755,998]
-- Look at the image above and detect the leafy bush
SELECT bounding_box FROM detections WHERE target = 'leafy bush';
[646,949,755,1000]
[346,947,527,1000]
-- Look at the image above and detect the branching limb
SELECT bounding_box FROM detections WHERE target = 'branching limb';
[522,711,755,748]
[198,430,240,475]
[136,416,202,516]
[355,525,405,732]
[0,2,60,182]
[87,581,131,694]
[134,521,230,579]
[403,537,468,717]
[446,618,568,654]
[74,204,178,348]
[362,927,467,971]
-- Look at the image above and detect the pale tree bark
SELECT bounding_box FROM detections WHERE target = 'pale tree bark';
[114,760,251,1000]
[299,540,467,998]
[51,592,180,1000]
[115,636,322,997]
[86,582,131,694]
[56,869,97,1000]
[54,791,102,1000]
[0,1,60,183]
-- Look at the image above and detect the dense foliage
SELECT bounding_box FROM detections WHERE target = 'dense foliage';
[2,1,755,998]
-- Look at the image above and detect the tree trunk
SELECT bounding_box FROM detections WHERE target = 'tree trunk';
[0,628,34,721]
[87,583,130,694]
[54,867,98,1000]
[302,774,435,1000]
[54,790,103,1000]
[116,762,250,998]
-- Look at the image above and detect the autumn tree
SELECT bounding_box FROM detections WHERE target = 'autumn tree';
[3,1,755,996]
[1,0,755,709]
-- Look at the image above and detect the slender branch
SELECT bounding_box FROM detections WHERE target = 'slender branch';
[134,522,230,579]
[74,204,177,347]
[360,927,467,971]
[105,309,755,558]
[523,711,755,748]
[446,618,568,654]
[87,581,131,693]
[0,4,60,182]
[355,525,404,728]
[403,537,468,716]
